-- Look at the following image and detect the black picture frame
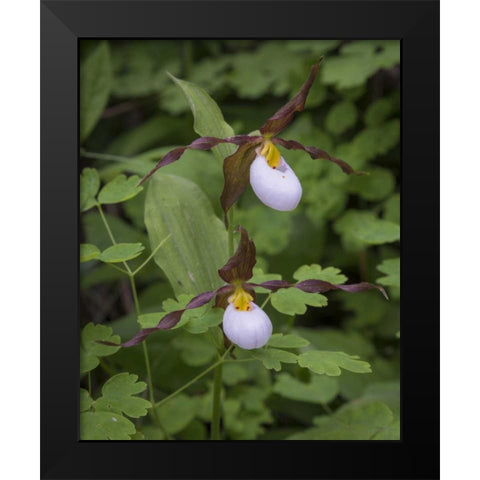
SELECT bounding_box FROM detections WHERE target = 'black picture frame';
[41,1,439,478]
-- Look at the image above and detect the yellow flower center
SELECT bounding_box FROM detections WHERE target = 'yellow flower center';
[259,140,281,169]
[228,285,254,311]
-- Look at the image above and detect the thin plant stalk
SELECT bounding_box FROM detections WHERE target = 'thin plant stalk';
[211,207,235,440]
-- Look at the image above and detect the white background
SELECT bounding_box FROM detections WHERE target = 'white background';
[0,0,477,478]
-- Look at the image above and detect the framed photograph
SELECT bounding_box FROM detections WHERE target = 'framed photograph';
[41,0,439,478]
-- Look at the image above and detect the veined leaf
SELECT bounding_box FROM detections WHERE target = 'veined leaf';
[298,350,372,376]
[94,373,151,418]
[98,174,143,204]
[80,244,100,263]
[334,210,400,245]
[144,174,228,296]
[80,41,112,142]
[80,411,135,440]
[168,74,236,162]
[288,401,395,440]
[271,288,327,316]
[80,388,93,412]
[80,323,120,374]
[377,258,400,287]
[80,168,100,212]
[293,264,347,284]
[98,243,145,263]
[267,333,309,349]
[246,347,298,371]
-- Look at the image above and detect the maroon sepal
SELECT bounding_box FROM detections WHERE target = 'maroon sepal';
[272,138,363,176]
[259,59,322,137]
[218,226,256,283]
[213,285,236,309]
[220,140,262,221]
[100,289,219,348]
[247,279,388,300]
[139,135,258,186]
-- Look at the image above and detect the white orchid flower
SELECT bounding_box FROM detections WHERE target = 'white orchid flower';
[222,285,272,350]
[249,140,302,211]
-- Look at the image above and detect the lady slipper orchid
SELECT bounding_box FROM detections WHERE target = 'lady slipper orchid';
[107,227,388,350]
[138,59,364,224]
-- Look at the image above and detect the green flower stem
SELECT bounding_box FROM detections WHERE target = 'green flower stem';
[260,292,272,310]
[96,203,118,246]
[81,149,131,163]
[131,234,172,276]
[99,358,117,376]
[154,346,233,410]
[128,273,170,438]
[211,362,223,440]
[128,274,141,314]
[106,263,129,275]
[210,208,235,440]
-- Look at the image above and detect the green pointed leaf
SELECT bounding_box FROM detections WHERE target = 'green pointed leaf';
[80,411,135,440]
[98,174,144,204]
[271,288,328,316]
[80,168,100,212]
[80,388,93,412]
[80,323,121,374]
[273,373,339,404]
[168,74,235,162]
[98,243,145,263]
[377,258,400,287]
[247,347,298,371]
[94,373,151,418]
[80,243,100,263]
[293,264,347,284]
[298,350,372,376]
[267,333,309,349]
[80,41,112,142]
[144,174,229,296]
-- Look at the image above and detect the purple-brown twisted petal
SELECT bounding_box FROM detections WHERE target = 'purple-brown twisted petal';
[272,138,363,176]
[259,59,322,137]
[218,226,256,284]
[220,140,262,220]
[99,289,219,348]
[139,135,258,186]
[247,279,388,300]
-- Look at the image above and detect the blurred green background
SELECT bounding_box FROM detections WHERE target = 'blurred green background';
[80,39,400,440]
